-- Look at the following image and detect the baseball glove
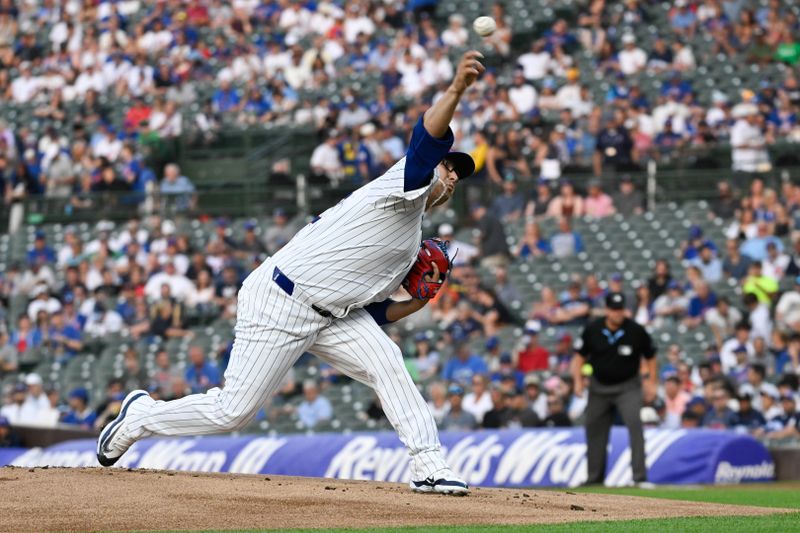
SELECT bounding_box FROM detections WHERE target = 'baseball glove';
[403,238,453,299]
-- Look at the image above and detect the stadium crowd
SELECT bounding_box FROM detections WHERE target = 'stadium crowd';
[0,0,799,442]
[0,0,797,204]
[1,174,800,440]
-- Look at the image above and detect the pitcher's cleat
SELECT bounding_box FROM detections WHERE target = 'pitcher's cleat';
[410,469,469,495]
[96,390,150,467]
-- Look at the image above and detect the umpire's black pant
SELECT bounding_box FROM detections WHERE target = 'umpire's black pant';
[584,375,647,484]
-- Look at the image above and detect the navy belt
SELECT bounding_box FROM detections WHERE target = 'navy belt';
[272,266,332,318]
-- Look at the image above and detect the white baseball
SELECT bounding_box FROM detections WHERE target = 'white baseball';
[472,16,496,37]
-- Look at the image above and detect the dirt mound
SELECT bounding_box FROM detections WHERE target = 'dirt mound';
[0,467,787,532]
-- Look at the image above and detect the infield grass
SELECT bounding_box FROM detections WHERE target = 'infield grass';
[172,514,800,532]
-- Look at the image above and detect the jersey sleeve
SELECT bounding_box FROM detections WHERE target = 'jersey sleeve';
[403,115,454,192]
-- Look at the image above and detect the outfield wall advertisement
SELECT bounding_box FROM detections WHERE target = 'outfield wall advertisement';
[0,428,774,487]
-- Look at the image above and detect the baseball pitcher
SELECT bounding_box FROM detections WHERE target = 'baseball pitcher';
[97,51,486,495]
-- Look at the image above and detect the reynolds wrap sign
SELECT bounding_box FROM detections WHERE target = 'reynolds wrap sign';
[2,428,773,487]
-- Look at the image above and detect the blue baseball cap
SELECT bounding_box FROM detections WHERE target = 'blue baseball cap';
[447,384,464,396]
[686,397,706,409]
[499,352,512,364]
[485,336,500,350]
[69,387,89,403]
[34,230,46,239]
[414,332,429,343]
[688,225,703,239]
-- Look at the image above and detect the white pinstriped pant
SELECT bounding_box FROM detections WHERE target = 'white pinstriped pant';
[124,260,448,480]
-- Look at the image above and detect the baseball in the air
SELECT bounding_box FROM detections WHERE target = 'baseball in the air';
[472,16,496,37]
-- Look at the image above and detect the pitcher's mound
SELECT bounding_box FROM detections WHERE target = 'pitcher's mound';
[0,467,787,532]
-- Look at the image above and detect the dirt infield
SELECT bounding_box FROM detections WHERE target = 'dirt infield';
[0,467,789,532]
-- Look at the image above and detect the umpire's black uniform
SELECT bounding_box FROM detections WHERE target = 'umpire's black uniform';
[576,292,656,485]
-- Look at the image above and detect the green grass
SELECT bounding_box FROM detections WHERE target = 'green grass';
[572,483,800,510]
[159,514,800,533]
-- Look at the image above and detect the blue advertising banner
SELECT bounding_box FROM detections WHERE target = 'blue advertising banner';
[1,428,774,487]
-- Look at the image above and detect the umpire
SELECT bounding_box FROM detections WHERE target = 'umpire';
[572,292,657,485]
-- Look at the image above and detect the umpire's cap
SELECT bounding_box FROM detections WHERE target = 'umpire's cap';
[442,151,475,180]
[605,292,626,310]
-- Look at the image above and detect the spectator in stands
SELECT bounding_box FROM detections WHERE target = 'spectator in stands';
[264,207,294,254]
[584,180,615,218]
[0,383,27,425]
[426,382,449,425]
[776,277,800,332]
[61,387,96,429]
[492,266,521,307]
[235,221,267,259]
[730,103,770,173]
[0,329,17,378]
[438,224,479,267]
[720,322,755,374]
[310,129,344,184]
[684,282,717,328]
[784,239,800,278]
[492,352,525,391]
[711,181,737,220]
[525,179,554,218]
[631,284,654,326]
[723,238,752,281]
[706,297,744,347]
[663,375,691,428]
[732,392,766,433]
[703,387,737,429]
[741,222,784,262]
[542,394,572,427]
[549,217,584,258]
[690,244,723,283]
[20,373,54,426]
[653,281,689,326]
[512,322,548,373]
[445,302,483,343]
[546,181,584,218]
[462,374,493,425]
[442,342,488,387]
[470,204,509,269]
[744,293,772,342]
[505,388,541,428]
[682,226,717,261]
[410,333,440,382]
[149,297,190,339]
[160,163,196,212]
[647,259,673,301]
[742,261,778,304]
[763,394,800,439]
[481,385,511,429]
[184,345,221,394]
[440,384,477,431]
[507,70,537,116]
[618,34,647,76]
[442,15,468,47]
[295,380,332,430]
[27,231,56,266]
[514,221,551,259]
[491,177,524,223]
[612,175,644,216]
[0,416,20,448]
[44,309,83,364]
[763,241,790,280]
[594,110,637,176]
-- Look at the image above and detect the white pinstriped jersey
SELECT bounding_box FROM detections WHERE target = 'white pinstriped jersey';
[270,157,437,318]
